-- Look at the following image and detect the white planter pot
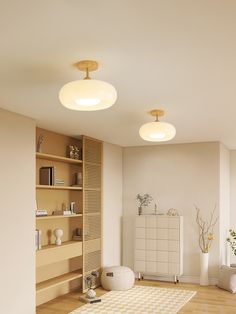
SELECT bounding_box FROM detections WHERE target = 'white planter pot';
[200,252,209,286]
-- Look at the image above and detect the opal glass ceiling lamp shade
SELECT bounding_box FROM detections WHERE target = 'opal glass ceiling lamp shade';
[59,60,117,111]
[139,109,176,142]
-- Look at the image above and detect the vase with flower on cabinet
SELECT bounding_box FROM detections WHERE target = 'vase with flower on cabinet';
[138,206,142,215]
[200,251,209,286]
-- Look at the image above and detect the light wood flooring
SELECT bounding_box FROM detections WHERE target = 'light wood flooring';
[37,280,236,314]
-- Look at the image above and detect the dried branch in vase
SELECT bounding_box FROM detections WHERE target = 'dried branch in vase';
[195,205,218,253]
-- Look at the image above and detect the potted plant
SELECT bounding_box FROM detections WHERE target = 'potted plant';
[226,229,236,264]
[195,205,218,286]
[136,193,153,215]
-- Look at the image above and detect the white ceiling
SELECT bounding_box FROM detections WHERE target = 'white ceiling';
[1,0,236,148]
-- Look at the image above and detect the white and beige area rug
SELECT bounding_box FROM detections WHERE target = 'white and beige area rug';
[69,285,196,314]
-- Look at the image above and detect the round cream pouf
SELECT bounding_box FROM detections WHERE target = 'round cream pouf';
[101,266,135,291]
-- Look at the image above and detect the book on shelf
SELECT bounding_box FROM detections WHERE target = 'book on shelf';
[35,229,42,250]
[39,166,55,185]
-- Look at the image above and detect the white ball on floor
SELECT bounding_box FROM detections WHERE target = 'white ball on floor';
[86,289,96,299]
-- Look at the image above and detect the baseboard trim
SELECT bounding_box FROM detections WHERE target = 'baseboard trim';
[135,274,218,285]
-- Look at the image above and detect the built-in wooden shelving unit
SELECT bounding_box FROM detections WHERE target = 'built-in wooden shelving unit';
[35,128,102,306]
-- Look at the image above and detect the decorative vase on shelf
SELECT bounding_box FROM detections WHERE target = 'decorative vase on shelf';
[138,206,142,216]
[200,252,209,286]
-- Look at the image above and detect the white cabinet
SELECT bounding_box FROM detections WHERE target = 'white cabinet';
[134,215,183,282]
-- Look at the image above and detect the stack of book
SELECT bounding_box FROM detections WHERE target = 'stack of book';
[36,209,48,217]
[55,179,65,186]
[39,167,65,186]
[35,229,42,251]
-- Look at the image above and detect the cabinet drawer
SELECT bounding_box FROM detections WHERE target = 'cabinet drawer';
[168,263,180,275]
[136,216,146,228]
[134,261,145,272]
[157,262,168,274]
[135,250,145,261]
[168,240,179,252]
[168,217,179,229]
[146,250,156,261]
[168,228,179,240]
[157,240,168,251]
[146,239,156,250]
[157,217,168,228]
[136,239,146,250]
[169,251,180,263]
[146,216,156,228]
[146,261,156,273]
[36,241,82,267]
[157,228,168,240]
[136,227,145,239]
[146,228,156,239]
[156,251,168,262]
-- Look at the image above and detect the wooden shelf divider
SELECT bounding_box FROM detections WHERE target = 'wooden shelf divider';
[36,152,82,164]
[36,270,82,293]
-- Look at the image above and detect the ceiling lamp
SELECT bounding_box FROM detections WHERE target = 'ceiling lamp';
[139,109,176,142]
[59,60,117,111]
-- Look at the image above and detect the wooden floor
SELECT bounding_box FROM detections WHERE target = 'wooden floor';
[36,280,236,314]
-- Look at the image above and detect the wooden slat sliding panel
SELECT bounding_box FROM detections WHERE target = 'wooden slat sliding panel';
[84,190,101,213]
[84,163,101,189]
[85,250,101,273]
[84,239,101,254]
[84,215,101,240]
[82,136,102,292]
[83,138,102,164]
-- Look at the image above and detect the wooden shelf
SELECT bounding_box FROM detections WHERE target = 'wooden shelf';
[36,270,82,293]
[36,241,82,267]
[36,185,82,190]
[36,152,82,165]
[36,214,82,220]
[39,240,81,252]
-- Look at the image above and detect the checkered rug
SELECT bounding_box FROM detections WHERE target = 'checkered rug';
[69,285,196,314]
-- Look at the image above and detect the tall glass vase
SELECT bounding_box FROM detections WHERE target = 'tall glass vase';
[138,206,142,215]
[200,252,209,286]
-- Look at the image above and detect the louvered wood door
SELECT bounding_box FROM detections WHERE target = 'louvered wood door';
[82,136,102,291]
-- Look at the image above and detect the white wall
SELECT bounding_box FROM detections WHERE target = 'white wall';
[230,150,236,264]
[102,142,123,266]
[123,142,220,283]
[219,144,230,265]
[0,109,35,314]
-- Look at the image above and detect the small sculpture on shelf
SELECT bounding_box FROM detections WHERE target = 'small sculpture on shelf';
[54,228,63,245]
[36,134,44,153]
[69,145,75,159]
[74,146,80,160]
[85,271,100,298]
[73,172,82,186]
[167,208,179,216]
